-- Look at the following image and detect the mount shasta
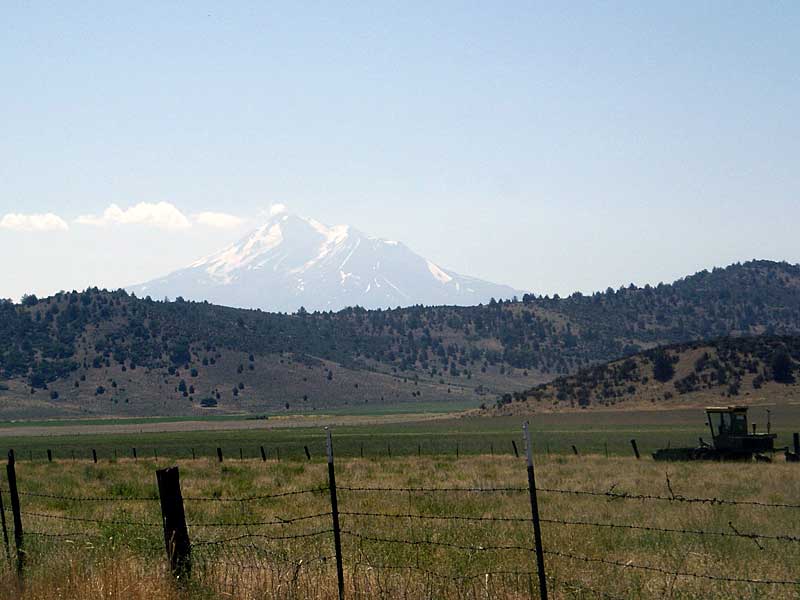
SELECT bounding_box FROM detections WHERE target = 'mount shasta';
[131,211,526,312]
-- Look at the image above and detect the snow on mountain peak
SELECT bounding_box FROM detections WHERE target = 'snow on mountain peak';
[131,210,527,312]
[426,260,453,284]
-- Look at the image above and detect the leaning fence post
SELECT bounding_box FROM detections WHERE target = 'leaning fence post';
[630,439,640,460]
[571,445,579,456]
[6,450,24,577]
[155,466,191,580]
[325,428,345,600]
[304,445,311,460]
[522,423,548,600]
[260,446,267,462]
[512,440,519,458]
[0,488,11,565]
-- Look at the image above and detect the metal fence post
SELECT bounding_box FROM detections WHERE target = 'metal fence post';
[6,450,24,577]
[155,466,191,580]
[326,428,345,600]
[522,423,548,600]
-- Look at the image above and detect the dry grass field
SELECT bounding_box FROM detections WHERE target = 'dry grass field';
[1,451,799,599]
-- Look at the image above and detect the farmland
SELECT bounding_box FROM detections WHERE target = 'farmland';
[2,403,800,463]
[2,405,800,598]
[1,447,800,599]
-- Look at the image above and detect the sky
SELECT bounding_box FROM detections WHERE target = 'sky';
[2,2,798,302]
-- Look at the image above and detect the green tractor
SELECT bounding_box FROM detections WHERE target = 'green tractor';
[653,406,780,461]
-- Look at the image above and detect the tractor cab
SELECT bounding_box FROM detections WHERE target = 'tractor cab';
[705,406,776,458]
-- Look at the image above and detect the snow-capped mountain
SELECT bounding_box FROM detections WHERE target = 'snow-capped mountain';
[130,210,527,312]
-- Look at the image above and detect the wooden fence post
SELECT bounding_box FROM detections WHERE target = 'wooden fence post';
[325,428,345,600]
[512,440,519,458]
[360,443,364,458]
[0,489,11,565]
[92,449,97,463]
[456,442,459,459]
[155,466,191,580]
[133,447,137,461]
[630,439,640,460]
[192,448,196,460]
[571,445,579,456]
[522,423,548,600]
[216,447,223,463]
[154,449,158,461]
[47,450,52,463]
[387,443,391,458]
[793,433,799,456]
[239,448,243,461]
[6,451,24,577]
[304,445,311,460]
[260,446,267,462]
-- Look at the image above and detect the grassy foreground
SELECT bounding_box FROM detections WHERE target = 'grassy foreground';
[1,452,799,599]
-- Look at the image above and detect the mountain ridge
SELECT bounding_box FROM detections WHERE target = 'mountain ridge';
[130,210,527,312]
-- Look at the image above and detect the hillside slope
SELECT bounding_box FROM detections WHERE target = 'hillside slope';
[490,335,800,414]
[2,260,800,418]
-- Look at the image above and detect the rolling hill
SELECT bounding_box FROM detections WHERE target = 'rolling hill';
[1,259,799,418]
[490,335,800,415]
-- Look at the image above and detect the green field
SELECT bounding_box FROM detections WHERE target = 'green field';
[3,404,799,463]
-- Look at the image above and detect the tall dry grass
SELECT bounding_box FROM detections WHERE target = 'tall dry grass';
[1,454,799,598]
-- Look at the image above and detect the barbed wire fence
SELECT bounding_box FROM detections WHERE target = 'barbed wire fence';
[2,426,800,599]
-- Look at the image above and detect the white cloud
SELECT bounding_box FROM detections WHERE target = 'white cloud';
[0,213,69,232]
[269,203,288,216]
[257,203,289,219]
[194,211,246,229]
[75,202,191,230]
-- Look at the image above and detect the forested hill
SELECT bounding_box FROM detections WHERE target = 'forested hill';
[490,335,800,414]
[1,260,799,417]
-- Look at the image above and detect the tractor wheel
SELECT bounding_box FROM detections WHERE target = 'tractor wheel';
[690,447,713,460]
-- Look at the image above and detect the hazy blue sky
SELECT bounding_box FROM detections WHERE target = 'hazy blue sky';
[2,2,798,302]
